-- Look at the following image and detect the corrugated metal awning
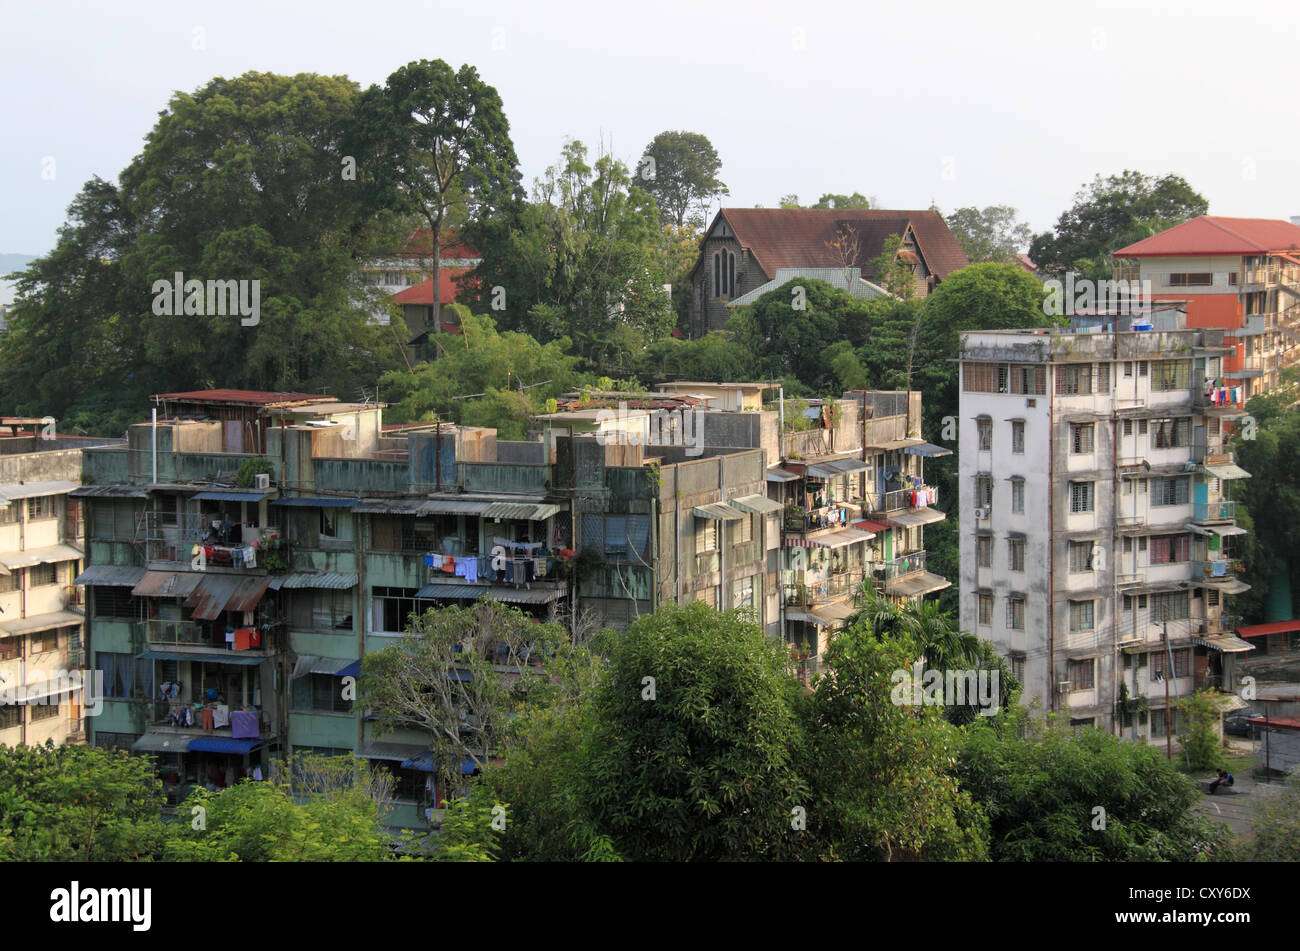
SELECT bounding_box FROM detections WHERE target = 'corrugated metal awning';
[765,468,801,483]
[888,509,946,528]
[885,571,951,598]
[415,582,563,604]
[0,544,82,572]
[728,494,783,515]
[902,442,953,458]
[193,490,269,502]
[0,610,84,638]
[0,480,79,502]
[874,438,925,450]
[811,601,858,625]
[352,499,427,515]
[1194,634,1255,653]
[291,655,356,678]
[70,484,148,498]
[135,649,266,666]
[184,575,243,620]
[226,575,271,613]
[358,741,429,762]
[1209,579,1251,595]
[271,496,360,508]
[1185,523,1248,537]
[806,458,870,478]
[694,502,743,521]
[132,570,203,599]
[481,501,563,521]
[74,564,147,587]
[269,571,357,590]
[785,609,829,626]
[1203,463,1251,480]
[417,499,494,516]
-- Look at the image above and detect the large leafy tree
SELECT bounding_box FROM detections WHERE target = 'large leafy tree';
[463,140,673,369]
[638,131,728,229]
[350,60,521,335]
[941,204,1034,264]
[959,715,1229,861]
[578,601,809,861]
[1030,170,1208,279]
[0,742,168,861]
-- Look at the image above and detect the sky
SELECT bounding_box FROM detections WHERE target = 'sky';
[2,0,1298,261]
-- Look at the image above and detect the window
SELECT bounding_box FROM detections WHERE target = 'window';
[1207,589,1220,607]
[587,514,650,560]
[0,573,18,593]
[319,507,339,539]
[32,629,59,653]
[1070,422,1094,454]
[0,706,20,730]
[370,516,428,554]
[1138,361,1148,377]
[1056,364,1094,395]
[26,496,56,520]
[1123,361,1133,378]
[712,249,735,298]
[93,587,140,620]
[1123,418,1133,436]
[0,640,18,661]
[1008,537,1025,572]
[1011,420,1024,454]
[1148,534,1190,564]
[29,563,58,587]
[977,535,992,568]
[1010,365,1046,395]
[289,589,353,632]
[963,362,1045,394]
[0,504,17,524]
[1173,648,1191,678]
[1096,364,1109,391]
[1069,600,1095,632]
[1151,477,1189,506]
[1069,658,1095,689]
[31,700,60,721]
[975,476,993,511]
[1069,482,1094,513]
[1150,417,1192,449]
[1068,540,1096,572]
[736,514,753,545]
[1010,655,1025,683]
[1151,707,1167,737]
[1166,273,1212,287]
[734,577,754,612]
[292,673,353,713]
[374,586,420,633]
[1150,590,1189,621]
[695,518,718,554]
[1006,596,1025,630]
[976,416,992,451]
[1011,478,1024,514]
[977,592,992,625]
[1152,361,1192,391]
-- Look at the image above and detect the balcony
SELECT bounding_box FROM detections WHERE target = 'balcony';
[783,568,865,605]
[875,484,938,514]
[875,550,950,598]
[145,700,277,738]
[133,617,285,655]
[783,502,864,534]
[1191,559,1243,581]
[135,618,206,647]
[1193,500,1237,523]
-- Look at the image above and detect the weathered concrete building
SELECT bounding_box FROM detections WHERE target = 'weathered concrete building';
[958,328,1254,741]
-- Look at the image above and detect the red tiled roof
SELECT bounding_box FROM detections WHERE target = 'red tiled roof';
[1245,716,1300,731]
[1017,253,1037,272]
[401,229,480,261]
[393,269,475,305]
[699,208,969,282]
[153,389,333,405]
[1236,619,1300,638]
[1115,216,1300,258]
[854,519,891,533]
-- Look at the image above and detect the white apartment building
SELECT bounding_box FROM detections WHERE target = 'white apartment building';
[958,328,1254,742]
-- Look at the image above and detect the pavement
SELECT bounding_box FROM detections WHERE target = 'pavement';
[1191,761,1287,840]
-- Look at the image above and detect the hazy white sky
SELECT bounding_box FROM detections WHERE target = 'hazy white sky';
[3,0,1298,256]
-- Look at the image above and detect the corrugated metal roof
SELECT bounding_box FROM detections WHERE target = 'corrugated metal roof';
[291,655,356,678]
[193,490,270,502]
[415,582,563,604]
[806,458,870,478]
[694,502,744,521]
[885,571,951,597]
[271,496,360,508]
[135,649,266,666]
[0,610,84,638]
[0,480,79,502]
[74,564,147,587]
[70,484,148,498]
[226,575,271,613]
[269,571,357,590]
[0,544,83,572]
[358,741,429,761]
[132,570,203,599]
[353,499,427,515]
[766,468,800,483]
[132,733,192,753]
[481,501,562,521]
[184,575,244,620]
[154,389,333,405]
[728,494,783,515]
[419,499,494,516]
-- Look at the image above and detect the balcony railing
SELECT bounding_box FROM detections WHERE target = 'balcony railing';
[875,484,938,514]
[783,504,863,534]
[783,568,865,605]
[1191,559,1243,581]
[134,618,206,647]
[879,550,929,580]
[1193,500,1237,523]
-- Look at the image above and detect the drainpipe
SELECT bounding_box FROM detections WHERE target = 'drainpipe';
[1048,361,1056,715]
[674,466,681,604]
[151,408,158,485]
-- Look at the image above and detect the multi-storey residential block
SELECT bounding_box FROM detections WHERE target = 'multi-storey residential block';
[958,327,1255,741]
[1114,215,1300,402]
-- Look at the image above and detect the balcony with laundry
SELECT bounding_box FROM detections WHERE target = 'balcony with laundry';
[872,549,950,599]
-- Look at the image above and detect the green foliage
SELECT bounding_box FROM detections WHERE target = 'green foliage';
[428,794,504,862]
[940,204,1033,264]
[579,601,809,861]
[235,457,274,488]
[1176,690,1226,771]
[1029,170,1208,279]
[1243,776,1300,861]
[813,192,873,210]
[958,715,1229,861]
[637,330,757,384]
[639,131,728,229]
[0,742,168,861]
[867,234,917,300]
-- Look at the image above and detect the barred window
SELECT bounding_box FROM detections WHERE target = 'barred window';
[977,534,992,568]
[1150,590,1189,621]
[977,593,992,625]
[94,587,141,620]
[1011,365,1047,395]
[1069,482,1094,513]
[31,701,60,721]
[1011,420,1025,454]
[975,476,993,510]
[1148,534,1190,564]
[695,518,717,554]
[1068,540,1096,572]
[1153,360,1192,390]
[1069,658,1095,689]
[292,673,353,713]
[976,416,992,451]
[26,496,56,520]
[1151,477,1189,506]
[1070,600,1095,632]
[1056,364,1094,395]
[0,706,20,730]
[29,563,59,587]
[1070,422,1094,454]
[1006,596,1025,630]
[1011,478,1024,514]
[1008,537,1025,572]
[1150,417,1191,449]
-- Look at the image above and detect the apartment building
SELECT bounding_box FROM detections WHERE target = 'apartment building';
[958,328,1255,741]
[1114,215,1300,402]
[0,419,122,748]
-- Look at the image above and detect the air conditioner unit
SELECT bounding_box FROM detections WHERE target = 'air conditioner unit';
[254,473,271,490]
[974,508,989,520]
[1057,680,1072,694]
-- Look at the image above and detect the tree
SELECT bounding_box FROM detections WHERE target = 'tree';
[351,59,522,334]
[813,192,873,210]
[795,623,989,860]
[0,742,168,861]
[1244,775,1300,861]
[359,599,573,798]
[165,758,395,862]
[638,131,728,229]
[778,194,801,208]
[941,204,1033,263]
[578,601,809,861]
[958,714,1229,861]
[867,234,917,300]
[1030,171,1208,279]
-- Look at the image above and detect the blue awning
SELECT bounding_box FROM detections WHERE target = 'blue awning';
[193,491,269,502]
[902,442,953,458]
[186,737,265,754]
[271,496,360,508]
[337,659,363,678]
[399,751,480,774]
[135,650,267,666]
